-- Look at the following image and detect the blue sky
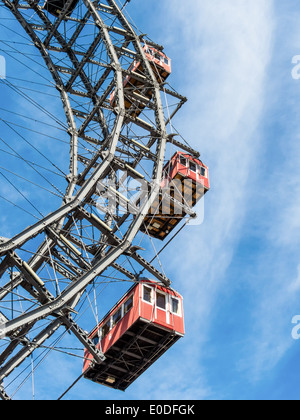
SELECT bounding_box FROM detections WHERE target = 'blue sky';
[2,0,300,400]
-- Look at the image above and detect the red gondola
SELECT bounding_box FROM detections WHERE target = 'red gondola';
[140,151,210,240]
[142,45,172,82]
[110,45,171,117]
[83,280,184,391]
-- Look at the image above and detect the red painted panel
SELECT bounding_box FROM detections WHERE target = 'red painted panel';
[162,152,210,193]
[83,285,140,372]
[143,46,172,75]
[83,280,185,375]
[100,300,139,354]
[139,281,185,335]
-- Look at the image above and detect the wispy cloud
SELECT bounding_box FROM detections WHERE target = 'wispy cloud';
[130,0,275,399]
[5,0,298,400]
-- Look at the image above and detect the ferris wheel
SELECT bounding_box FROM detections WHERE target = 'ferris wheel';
[0,0,209,400]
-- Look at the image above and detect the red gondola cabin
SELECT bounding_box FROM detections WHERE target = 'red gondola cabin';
[110,46,171,118]
[140,151,210,240]
[83,280,184,391]
[143,46,172,82]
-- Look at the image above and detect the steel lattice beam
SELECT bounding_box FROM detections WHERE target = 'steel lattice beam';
[0,0,198,398]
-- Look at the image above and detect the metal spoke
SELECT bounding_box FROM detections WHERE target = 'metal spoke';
[0,0,203,399]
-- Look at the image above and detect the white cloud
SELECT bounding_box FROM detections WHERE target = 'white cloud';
[130,0,275,398]
[226,4,300,384]
[167,0,274,317]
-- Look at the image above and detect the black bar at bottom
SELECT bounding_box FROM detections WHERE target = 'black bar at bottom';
[62,401,202,415]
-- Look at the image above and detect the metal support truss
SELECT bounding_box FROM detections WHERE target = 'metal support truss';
[0,0,200,398]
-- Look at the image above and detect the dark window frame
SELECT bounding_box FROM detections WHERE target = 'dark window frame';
[143,285,153,304]
[156,291,166,310]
